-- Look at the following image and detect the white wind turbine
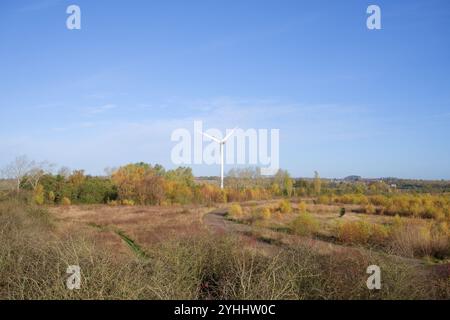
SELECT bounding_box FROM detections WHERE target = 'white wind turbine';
[197,128,236,189]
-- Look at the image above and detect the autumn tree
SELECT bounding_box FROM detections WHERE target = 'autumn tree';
[284,174,294,197]
[138,174,165,205]
[111,163,170,205]
[111,163,148,202]
[273,169,294,197]
[314,171,321,195]
[69,170,86,187]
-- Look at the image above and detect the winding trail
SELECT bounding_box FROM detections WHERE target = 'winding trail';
[203,207,246,234]
[202,206,348,256]
[202,206,432,268]
[203,207,281,254]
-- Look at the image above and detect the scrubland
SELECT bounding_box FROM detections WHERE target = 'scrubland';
[228,200,450,261]
[0,197,448,300]
[0,163,449,299]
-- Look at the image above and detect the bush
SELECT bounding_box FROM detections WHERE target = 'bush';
[47,191,56,204]
[121,199,135,206]
[369,195,390,206]
[317,195,332,205]
[290,212,319,236]
[374,194,450,219]
[278,200,292,214]
[369,223,390,246]
[33,185,45,205]
[337,220,371,245]
[108,200,119,206]
[256,207,271,220]
[298,201,307,213]
[61,197,71,206]
[337,220,391,247]
[335,194,368,205]
[228,204,243,219]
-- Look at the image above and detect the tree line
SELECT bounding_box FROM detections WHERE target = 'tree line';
[5,155,445,208]
[0,156,306,206]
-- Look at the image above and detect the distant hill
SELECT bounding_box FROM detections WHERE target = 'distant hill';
[343,175,362,182]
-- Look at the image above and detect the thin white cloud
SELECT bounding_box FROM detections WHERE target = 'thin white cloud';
[86,104,117,115]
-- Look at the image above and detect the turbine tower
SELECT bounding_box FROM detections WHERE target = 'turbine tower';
[198,128,236,189]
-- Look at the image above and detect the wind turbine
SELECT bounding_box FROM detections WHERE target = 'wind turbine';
[198,128,236,189]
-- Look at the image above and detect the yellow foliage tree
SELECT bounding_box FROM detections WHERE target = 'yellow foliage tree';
[314,171,321,195]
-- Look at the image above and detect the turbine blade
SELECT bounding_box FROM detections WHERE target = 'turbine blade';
[223,127,237,142]
[197,130,221,143]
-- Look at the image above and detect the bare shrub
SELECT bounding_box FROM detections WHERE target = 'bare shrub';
[389,219,449,259]
[0,200,448,300]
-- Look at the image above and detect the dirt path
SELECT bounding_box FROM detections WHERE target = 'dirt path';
[203,206,429,267]
[203,207,246,233]
[203,206,353,256]
[203,207,281,254]
[204,207,361,256]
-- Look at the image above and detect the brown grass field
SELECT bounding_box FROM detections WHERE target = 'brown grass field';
[1,198,449,299]
[50,204,212,255]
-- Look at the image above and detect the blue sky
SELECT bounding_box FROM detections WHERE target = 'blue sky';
[1,0,450,179]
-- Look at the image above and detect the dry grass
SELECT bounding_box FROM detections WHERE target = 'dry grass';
[232,200,450,262]
[50,204,210,249]
[389,219,450,259]
[0,200,153,299]
[1,199,448,300]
